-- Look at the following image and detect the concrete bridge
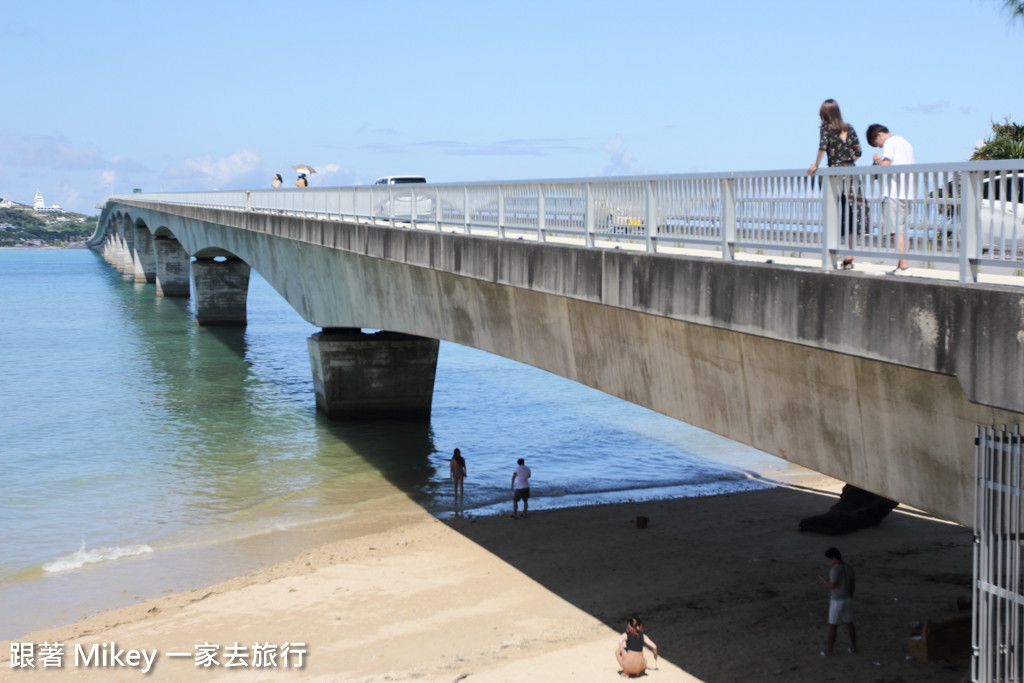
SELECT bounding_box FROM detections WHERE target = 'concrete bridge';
[90,164,1024,527]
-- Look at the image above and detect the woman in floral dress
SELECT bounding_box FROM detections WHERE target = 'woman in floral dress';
[807,99,865,269]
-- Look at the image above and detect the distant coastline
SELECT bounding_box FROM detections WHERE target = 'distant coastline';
[0,242,89,249]
[0,202,97,248]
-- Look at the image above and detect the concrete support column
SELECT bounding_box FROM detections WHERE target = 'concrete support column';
[307,329,440,419]
[108,225,127,270]
[191,257,250,326]
[103,233,119,266]
[106,222,120,268]
[153,236,191,297]
[133,227,156,284]
[119,219,135,277]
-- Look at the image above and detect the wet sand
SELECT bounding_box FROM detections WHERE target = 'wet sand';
[2,476,975,682]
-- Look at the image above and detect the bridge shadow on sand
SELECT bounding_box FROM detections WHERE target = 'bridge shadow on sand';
[439,484,973,681]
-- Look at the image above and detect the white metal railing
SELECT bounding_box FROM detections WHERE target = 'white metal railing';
[105,161,1024,283]
[974,425,1024,682]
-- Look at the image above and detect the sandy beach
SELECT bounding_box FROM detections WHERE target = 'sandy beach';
[2,475,975,682]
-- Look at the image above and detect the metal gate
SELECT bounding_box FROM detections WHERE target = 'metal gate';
[974,425,1024,682]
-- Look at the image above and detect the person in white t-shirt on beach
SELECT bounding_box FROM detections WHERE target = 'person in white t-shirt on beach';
[511,458,531,519]
[867,124,915,274]
[820,546,857,656]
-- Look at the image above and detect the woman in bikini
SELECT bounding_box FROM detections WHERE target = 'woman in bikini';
[449,448,466,498]
[615,615,658,677]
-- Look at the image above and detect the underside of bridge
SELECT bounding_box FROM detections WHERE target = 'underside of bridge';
[91,202,1024,526]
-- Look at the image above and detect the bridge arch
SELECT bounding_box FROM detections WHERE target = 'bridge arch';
[151,225,175,238]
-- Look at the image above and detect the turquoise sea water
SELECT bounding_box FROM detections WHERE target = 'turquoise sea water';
[0,248,801,639]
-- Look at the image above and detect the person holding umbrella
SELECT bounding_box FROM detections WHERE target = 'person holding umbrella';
[293,164,316,187]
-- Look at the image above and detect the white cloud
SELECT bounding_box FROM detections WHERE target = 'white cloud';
[93,170,119,196]
[362,137,588,157]
[58,185,82,209]
[902,101,952,115]
[167,148,262,189]
[357,123,402,136]
[0,134,140,171]
[593,135,643,177]
[311,163,357,186]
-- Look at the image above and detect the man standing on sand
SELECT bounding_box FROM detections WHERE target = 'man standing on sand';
[820,546,857,655]
[511,458,531,519]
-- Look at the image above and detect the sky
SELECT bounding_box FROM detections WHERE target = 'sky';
[1,0,1020,215]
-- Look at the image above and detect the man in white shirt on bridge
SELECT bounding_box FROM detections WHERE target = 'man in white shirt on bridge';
[867,124,915,274]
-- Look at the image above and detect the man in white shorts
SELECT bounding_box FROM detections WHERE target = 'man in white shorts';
[820,546,857,655]
[867,123,915,274]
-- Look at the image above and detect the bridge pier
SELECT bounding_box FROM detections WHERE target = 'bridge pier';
[153,236,190,297]
[118,217,135,277]
[192,257,250,326]
[307,329,440,419]
[104,218,130,272]
[132,226,156,284]
[101,232,120,267]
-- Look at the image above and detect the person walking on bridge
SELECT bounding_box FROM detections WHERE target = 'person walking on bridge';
[511,458,531,519]
[867,123,915,274]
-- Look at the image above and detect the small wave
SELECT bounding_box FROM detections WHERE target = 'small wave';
[42,540,154,574]
[433,478,775,519]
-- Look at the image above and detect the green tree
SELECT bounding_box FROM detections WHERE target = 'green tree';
[971,119,1024,160]
[1005,0,1024,20]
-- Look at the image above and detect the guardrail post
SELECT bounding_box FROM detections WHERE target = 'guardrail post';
[388,186,395,228]
[245,191,252,212]
[960,170,980,282]
[645,180,657,253]
[720,178,736,260]
[463,187,470,233]
[434,187,441,232]
[410,186,418,228]
[585,183,595,248]
[537,184,546,242]
[497,185,505,239]
[821,175,840,269]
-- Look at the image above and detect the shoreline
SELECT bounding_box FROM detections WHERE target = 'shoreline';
[0,458,815,641]
[2,475,975,681]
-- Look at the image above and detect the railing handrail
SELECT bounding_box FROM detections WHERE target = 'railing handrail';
[110,160,1024,193]
[99,161,1024,285]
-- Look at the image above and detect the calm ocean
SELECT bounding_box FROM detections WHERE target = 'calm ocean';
[0,248,804,639]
